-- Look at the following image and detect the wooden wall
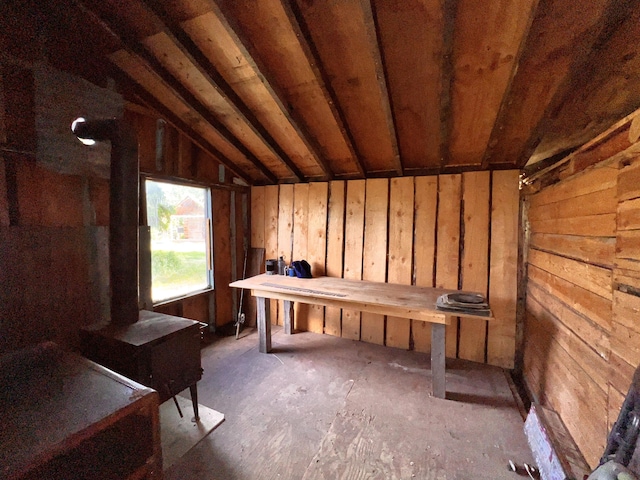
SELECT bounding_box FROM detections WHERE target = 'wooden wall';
[250,171,520,368]
[522,114,640,467]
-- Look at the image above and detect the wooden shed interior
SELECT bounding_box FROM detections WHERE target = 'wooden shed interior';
[3,0,640,475]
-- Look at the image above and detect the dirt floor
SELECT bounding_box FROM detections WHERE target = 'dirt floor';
[164,326,534,480]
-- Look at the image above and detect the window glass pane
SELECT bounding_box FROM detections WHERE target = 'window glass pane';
[145,179,210,302]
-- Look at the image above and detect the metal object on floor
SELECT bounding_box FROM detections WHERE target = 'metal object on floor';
[509,460,540,479]
[236,248,248,340]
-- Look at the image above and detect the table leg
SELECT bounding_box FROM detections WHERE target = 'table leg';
[189,383,200,422]
[283,300,293,335]
[257,297,272,353]
[431,323,446,399]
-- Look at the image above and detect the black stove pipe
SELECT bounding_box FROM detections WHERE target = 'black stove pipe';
[72,118,139,326]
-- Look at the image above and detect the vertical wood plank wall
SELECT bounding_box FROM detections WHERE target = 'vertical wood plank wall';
[250,172,520,367]
[522,148,640,467]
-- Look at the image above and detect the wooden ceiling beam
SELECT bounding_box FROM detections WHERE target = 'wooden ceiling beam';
[75,0,278,184]
[284,0,366,178]
[363,0,403,176]
[139,0,305,182]
[207,0,334,181]
[112,70,258,184]
[438,0,456,170]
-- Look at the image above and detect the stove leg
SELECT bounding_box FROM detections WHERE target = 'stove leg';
[190,383,200,422]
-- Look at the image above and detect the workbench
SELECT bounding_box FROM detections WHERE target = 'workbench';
[230,274,493,398]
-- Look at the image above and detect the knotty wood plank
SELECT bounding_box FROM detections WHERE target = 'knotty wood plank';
[618,156,640,202]
[529,233,615,269]
[342,180,366,340]
[529,213,616,237]
[413,176,438,353]
[250,186,265,249]
[361,178,389,346]
[616,230,640,262]
[372,0,444,170]
[526,293,609,389]
[306,182,328,334]
[523,310,608,467]
[528,264,612,335]
[458,172,490,363]
[213,189,233,326]
[618,197,640,231]
[613,289,640,334]
[448,0,536,166]
[608,385,626,436]
[608,351,636,402]
[611,320,640,369]
[264,185,280,326]
[528,164,618,208]
[435,174,461,357]
[528,248,612,300]
[386,178,414,349]
[293,184,310,330]
[325,181,346,337]
[528,186,617,221]
[488,170,519,368]
[277,184,294,326]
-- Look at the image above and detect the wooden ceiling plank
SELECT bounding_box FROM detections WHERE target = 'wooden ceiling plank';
[292,0,400,174]
[111,69,259,184]
[448,0,538,167]
[372,0,445,172]
[481,0,614,168]
[139,0,305,182]
[109,56,265,183]
[530,3,640,165]
[363,0,403,176]
[75,0,279,183]
[184,3,333,180]
[438,0,457,170]
[283,0,366,178]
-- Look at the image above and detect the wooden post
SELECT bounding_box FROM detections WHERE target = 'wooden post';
[257,297,272,353]
[431,323,446,399]
[283,300,294,335]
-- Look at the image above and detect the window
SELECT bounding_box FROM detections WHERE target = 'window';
[145,179,213,303]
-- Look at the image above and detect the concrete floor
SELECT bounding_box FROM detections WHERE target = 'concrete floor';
[165,326,534,480]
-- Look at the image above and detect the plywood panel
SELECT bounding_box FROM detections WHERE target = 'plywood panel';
[213,189,233,326]
[307,182,328,334]
[458,172,490,363]
[528,248,612,300]
[386,177,414,349]
[277,184,294,326]
[361,178,389,346]
[342,180,365,340]
[488,170,519,368]
[529,233,615,268]
[264,185,279,325]
[250,186,265,248]
[293,184,310,330]
[435,174,461,357]
[413,176,438,353]
[325,181,345,337]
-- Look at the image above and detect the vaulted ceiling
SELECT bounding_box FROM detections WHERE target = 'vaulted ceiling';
[16,0,640,184]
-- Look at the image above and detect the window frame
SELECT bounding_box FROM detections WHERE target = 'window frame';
[141,175,214,305]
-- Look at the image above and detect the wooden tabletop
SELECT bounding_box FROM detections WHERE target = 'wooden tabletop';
[231,274,493,323]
